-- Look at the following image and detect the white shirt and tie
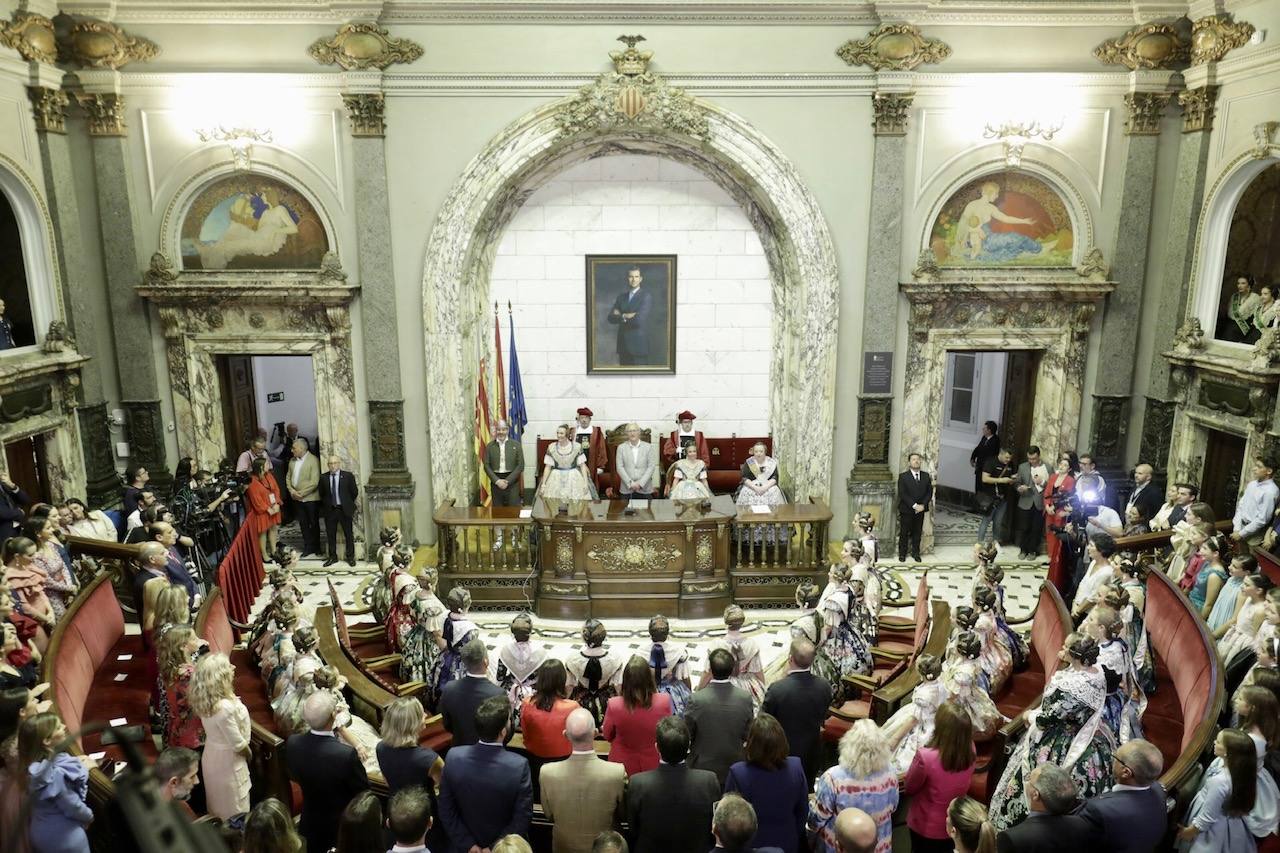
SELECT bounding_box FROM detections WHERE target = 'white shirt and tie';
[329,471,342,506]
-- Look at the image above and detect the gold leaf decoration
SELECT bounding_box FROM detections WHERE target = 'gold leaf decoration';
[836,24,950,71]
[308,22,423,71]
[58,18,158,70]
[586,536,681,573]
[0,12,57,64]
[1093,21,1189,70]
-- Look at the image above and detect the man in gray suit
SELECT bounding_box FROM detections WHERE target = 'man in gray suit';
[615,422,657,499]
[684,648,754,787]
[484,420,525,507]
[286,439,321,557]
[1013,445,1050,559]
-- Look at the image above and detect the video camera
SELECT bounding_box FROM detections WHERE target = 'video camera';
[1047,487,1102,541]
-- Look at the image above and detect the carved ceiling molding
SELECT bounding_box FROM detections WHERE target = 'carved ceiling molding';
[57,17,159,70]
[836,23,950,71]
[341,93,386,137]
[72,91,126,136]
[0,12,57,64]
[1254,122,1280,160]
[1093,20,1189,70]
[1178,85,1218,134]
[308,22,423,70]
[1190,14,1255,66]
[1123,91,1171,136]
[28,87,70,134]
[871,92,912,136]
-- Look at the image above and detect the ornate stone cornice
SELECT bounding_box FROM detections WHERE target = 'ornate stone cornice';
[28,87,69,134]
[57,18,158,70]
[1075,247,1108,280]
[143,253,178,288]
[308,22,423,70]
[342,93,385,137]
[1093,21,1189,70]
[73,91,126,136]
[1254,121,1280,160]
[871,92,912,136]
[1178,85,1218,134]
[0,12,57,64]
[836,24,950,71]
[1190,14,1255,66]
[1123,91,1171,136]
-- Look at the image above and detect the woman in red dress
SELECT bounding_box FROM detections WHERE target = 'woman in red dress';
[602,655,672,776]
[1042,452,1076,594]
[245,456,282,561]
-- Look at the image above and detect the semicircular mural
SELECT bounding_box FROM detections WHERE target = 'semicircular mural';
[929,171,1074,268]
[179,174,329,271]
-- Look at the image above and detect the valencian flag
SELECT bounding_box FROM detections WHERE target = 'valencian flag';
[474,356,493,506]
[507,302,528,443]
[493,303,508,422]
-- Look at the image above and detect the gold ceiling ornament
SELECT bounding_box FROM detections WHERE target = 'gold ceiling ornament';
[586,536,682,573]
[308,22,423,71]
[1190,14,1255,66]
[871,92,913,136]
[28,86,69,134]
[73,91,126,136]
[1123,92,1171,136]
[57,18,158,70]
[0,12,57,64]
[836,24,951,71]
[557,35,708,139]
[1092,21,1189,70]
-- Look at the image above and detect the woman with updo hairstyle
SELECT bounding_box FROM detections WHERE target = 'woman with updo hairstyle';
[701,604,767,705]
[370,526,403,623]
[885,653,947,772]
[1116,554,1157,693]
[979,560,1029,673]
[988,633,1113,829]
[1085,604,1145,743]
[312,665,381,771]
[400,566,447,708]
[971,585,1012,694]
[433,585,481,700]
[1190,533,1230,617]
[812,563,873,702]
[383,543,418,653]
[1220,573,1275,664]
[565,618,625,727]
[947,797,997,853]
[946,605,979,667]
[271,624,321,733]
[646,614,691,716]
[941,632,1003,743]
[765,580,825,683]
[493,613,546,729]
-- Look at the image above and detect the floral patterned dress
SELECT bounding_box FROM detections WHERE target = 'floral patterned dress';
[164,663,205,749]
[974,609,1013,695]
[566,646,626,727]
[272,650,321,733]
[34,543,77,620]
[764,609,823,684]
[942,657,1003,741]
[812,587,873,701]
[541,442,592,501]
[988,665,1114,830]
[385,571,417,653]
[886,677,948,774]
[990,584,1030,672]
[370,553,396,625]
[1121,579,1157,694]
[492,638,547,729]
[648,641,692,717]
[706,631,767,708]
[734,457,786,507]
[433,615,481,701]
[400,590,447,707]
[324,686,382,774]
[670,459,713,500]
[1098,638,1144,744]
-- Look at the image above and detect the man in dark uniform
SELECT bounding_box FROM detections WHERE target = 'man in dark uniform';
[607,267,653,365]
[897,453,932,562]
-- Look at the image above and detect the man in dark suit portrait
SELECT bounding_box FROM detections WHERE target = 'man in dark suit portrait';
[438,695,533,853]
[897,453,932,562]
[711,793,784,853]
[626,716,722,853]
[996,764,1096,853]
[285,692,369,853]
[761,637,832,783]
[607,266,654,365]
[318,454,358,566]
[483,419,525,507]
[970,420,999,495]
[685,648,755,787]
[1078,739,1166,853]
[438,638,504,746]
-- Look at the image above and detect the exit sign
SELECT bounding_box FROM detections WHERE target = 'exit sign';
[267,392,285,403]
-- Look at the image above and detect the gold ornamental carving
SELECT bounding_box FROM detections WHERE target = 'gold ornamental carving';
[58,19,158,70]
[685,580,726,595]
[1093,22,1188,70]
[872,92,913,136]
[73,92,126,137]
[556,35,709,139]
[554,536,574,578]
[1123,92,1171,136]
[341,93,385,138]
[695,534,713,575]
[308,22,423,71]
[836,24,950,71]
[1,12,57,64]
[1190,15,1255,66]
[586,536,682,573]
[28,87,69,134]
[1178,86,1218,134]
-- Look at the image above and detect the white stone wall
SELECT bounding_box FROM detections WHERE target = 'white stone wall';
[489,154,773,460]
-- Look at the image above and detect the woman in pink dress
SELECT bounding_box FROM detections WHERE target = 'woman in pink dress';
[602,655,673,776]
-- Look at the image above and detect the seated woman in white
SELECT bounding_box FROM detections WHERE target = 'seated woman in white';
[735,443,786,508]
[670,444,713,500]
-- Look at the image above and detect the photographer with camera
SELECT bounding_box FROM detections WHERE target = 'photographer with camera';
[976,448,1016,545]
[168,459,236,569]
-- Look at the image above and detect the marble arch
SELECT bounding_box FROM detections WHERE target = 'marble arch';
[0,155,63,345]
[421,90,841,508]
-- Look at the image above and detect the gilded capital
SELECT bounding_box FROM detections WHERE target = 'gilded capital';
[1190,14,1255,65]
[1123,92,1171,136]
[837,24,950,71]
[28,87,69,134]
[309,22,422,70]
[57,18,158,70]
[0,12,57,64]
[342,93,385,137]
[872,92,913,136]
[1178,85,1218,134]
[1093,21,1189,70]
[74,92,126,136]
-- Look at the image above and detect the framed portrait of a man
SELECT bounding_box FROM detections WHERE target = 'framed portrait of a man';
[585,255,677,374]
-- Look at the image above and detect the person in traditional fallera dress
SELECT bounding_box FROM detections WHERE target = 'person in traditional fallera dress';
[1220,274,1262,343]
[662,411,710,470]
[1255,284,1280,340]
[843,538,882,639]
[572,407,609,492]
[812,565,873,702]
[492,613,546,729]
[434,586,481,700]
[855,512,880,566]
[272,625,322,733]
[565,618,626,727]
[736,443,786,507]
[765,580,823,684]
[944,606,980,669]
[1220,573,1275,664]
[646,614,692,716]
[701,604,767,708]
[670,444,713,500]
[370,526,403,624]
[988,634,1114,830]
[1085,603,1145,744]
[313,666,382,773]
[399,566,447,708]
[974,558,1030,672]
[884,653,947,773]
[972,585,1013,695]
[384,544,418,653]
[942,631,1003,742]
[539,424,594,502]
[1117,555,1157,694]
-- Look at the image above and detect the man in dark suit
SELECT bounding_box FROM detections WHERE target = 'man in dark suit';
[897,453,932,562]
[761,637,832,783]
[483,419,525,507]
[438,638,504,746]
[1168,482,1198,527]
[626,716,721,853]
[318,454,358,566]
[685,648,754,787]
[0,469,29,542]
[606,266,654,366]
[996,765,1097,853]
[1078,739,1166,853]
[711,793,784,853]
[438,695,532,853]
[1125,463,1162,528]
[970,420,999,495]
[285,692,369,853]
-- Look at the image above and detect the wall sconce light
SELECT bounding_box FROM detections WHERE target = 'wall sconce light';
[196,126,273,170]
[982,119,1062,167]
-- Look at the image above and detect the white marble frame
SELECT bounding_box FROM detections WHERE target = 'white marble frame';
[1167,406,1261,491]
[0,155,65,354]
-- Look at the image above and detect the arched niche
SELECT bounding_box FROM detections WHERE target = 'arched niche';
[0,156,63,351]
[421,81,840,509]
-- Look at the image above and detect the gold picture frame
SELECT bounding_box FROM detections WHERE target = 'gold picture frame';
[585,254,677,374]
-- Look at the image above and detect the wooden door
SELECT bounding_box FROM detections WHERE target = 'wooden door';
[1203,429,1247,520]
[1000,350,1041,457]
[4,435,48,505]
[216,356,258,465]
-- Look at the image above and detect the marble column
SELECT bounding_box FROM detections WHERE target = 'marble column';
[342,81,416,550]
[74,72,169,492]
[1091,86,1171,479]
[848,91,911,545]
[1139,83,1219,472]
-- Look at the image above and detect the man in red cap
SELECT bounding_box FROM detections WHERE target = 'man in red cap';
[574,407,609,492]
[662,411,709,473]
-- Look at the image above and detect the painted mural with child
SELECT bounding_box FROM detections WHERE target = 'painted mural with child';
[929,172,1074,268]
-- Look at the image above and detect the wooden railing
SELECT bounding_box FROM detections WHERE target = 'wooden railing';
[731,501,831,572]
[433,499,536,573]
[65,535,145,613]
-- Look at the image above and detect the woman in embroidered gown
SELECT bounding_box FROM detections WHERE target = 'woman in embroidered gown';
[972,585,1013,695]
[701,605,767,707]
[945,607,980,670]
[988,634,1114,830]
[399,567,447,707]
[735,443,786,507]
[370,526,403,624]
[492,613,546,729]
[843,539,882,641]
[812,566,873,702]
[434,587,481,700]
[259,602,301,699]
[884,654,947,773]
[976,562,1029,672]
[855,512,879,566]
[670,444,713,500]
[1042,454,1076,594]
[385,545,418,653]
[1255,284,1280,339]
[1085,604,1144,744]
[765,581,823,684]
[942,632,1003,742]
[313,666,382,773]
[1209,555,1253,636]
[1220,573,1275,664]
[1117,556,1157,694]
[22,518,76,621]
[538,424,593,502]
[565,619,626,727]
[272,625,321,732]
[646,615,691,716]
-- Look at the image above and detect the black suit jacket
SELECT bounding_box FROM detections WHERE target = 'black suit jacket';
[761,671,832,782]
[897,470,932,515]
[438,675,505,746]
[284,732,369,853]
[0,483,29,541]
[1126,483,1163,525]
[971,434,999,466]
[1077,785,1166,853]
[607,286,654,359]
[996,812,1097,853]
[685,682,755,786]
[318,469,359,518]
[627,763,722,853]
[438,743,532,853]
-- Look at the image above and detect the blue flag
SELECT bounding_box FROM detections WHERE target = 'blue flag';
[507,312,528,442]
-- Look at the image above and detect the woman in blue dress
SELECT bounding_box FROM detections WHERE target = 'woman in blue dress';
[1191,534,1231,619]
[21,712,93,853]
[433,586,481,700]
[1177,728,1267,852]
[646,615,691,716]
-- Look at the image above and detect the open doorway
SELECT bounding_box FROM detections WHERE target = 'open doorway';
[4,435,48,505]
[1202,429,1247,520]
[215,355,320,465]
